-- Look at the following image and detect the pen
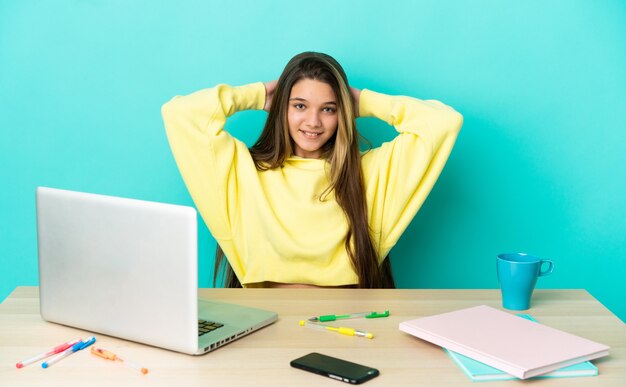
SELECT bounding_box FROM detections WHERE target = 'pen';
[42,336,96,368]
[299,320,374,339]
[16,338,81,368]
[91,347,149,375]
[308,310,389,322]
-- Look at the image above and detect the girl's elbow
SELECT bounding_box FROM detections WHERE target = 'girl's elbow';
[161,96,182,120]
[450,111,463,133]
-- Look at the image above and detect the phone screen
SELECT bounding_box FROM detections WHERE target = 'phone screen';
[290,352,380,384]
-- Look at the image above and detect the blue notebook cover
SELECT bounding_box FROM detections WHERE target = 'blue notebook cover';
[446,314,598,382]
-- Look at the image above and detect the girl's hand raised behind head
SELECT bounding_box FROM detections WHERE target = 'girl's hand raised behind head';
[264,80,278,112]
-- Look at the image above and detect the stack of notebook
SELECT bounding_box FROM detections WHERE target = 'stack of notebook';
[445,314,597,381]
[399,305,609,381]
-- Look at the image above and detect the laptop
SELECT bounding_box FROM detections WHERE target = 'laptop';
[36,186,278,355]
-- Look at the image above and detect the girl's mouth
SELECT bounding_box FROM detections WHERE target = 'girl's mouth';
[299,129,322,139]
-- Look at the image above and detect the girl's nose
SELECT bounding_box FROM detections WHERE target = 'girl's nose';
[305,111,322,128]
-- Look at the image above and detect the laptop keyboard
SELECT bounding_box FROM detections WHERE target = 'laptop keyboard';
[198,320,224,336]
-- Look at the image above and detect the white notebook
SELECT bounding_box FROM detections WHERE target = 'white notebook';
[399,305,609,379]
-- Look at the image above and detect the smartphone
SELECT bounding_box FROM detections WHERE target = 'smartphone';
[290,352,380,384]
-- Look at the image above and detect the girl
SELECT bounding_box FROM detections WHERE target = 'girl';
[162,52,462,289]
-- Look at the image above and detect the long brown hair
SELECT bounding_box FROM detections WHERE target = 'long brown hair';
[214,52,394,288]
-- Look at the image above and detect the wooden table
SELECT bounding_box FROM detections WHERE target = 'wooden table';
[1,287,624,386]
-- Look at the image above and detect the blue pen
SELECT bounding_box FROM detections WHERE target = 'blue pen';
[42,336,96,368]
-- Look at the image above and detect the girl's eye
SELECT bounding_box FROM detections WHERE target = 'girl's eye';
[294,103,305,110]
[323,107,336,113]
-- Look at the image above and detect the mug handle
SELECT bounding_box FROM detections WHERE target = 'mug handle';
[539,260,554,276]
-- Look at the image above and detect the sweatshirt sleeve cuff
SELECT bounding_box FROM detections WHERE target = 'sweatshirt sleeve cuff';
[232,82,266,112]
[359,89,394,121]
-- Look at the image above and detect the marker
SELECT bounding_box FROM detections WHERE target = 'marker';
[299,320,374,339]
[42,336,96,368]
[91,347,148,374]
[16,338,81,368]
[308,310,389,322]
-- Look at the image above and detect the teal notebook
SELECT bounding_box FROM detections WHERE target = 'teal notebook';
[446,314,598,382]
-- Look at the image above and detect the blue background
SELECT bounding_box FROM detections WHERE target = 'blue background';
[1,1,624,322]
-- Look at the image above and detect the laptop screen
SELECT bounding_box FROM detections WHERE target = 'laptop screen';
[36,187,200,353]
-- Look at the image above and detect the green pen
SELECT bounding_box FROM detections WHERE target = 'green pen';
[308,310,389,322]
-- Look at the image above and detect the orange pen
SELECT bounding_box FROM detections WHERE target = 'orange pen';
[91,347,148,374]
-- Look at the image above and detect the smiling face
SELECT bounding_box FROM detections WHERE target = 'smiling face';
[287,78,339,159]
